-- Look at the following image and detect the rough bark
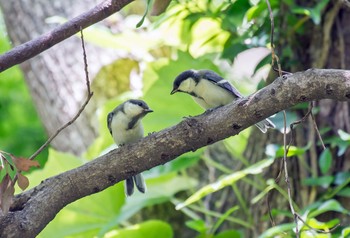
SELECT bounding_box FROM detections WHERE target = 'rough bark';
[0,69,349,238]
[0,0,133,155]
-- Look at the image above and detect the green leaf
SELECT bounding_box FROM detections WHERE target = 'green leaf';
[308,199,348,218]
[265,143,310,158]
[185,219,207,234]
[176,158,274,210]
[319,148,332,175]
[337,187,350,197]
[97,172,197,236]
[211,206,239,233]
[253,53,271,75]
[146,151,201,178]
[105,220,173,238]
[309,0,330,25]
[300,218,339,232]
[291,0,330,25]
[341,227,350,237]
[246,4,266,21]
[334,172,350,185]
[221,41,249,62]
[338,129,350,141]
[302,175,333,188]
[224,0,251,26]
[214,230,242,238]
[136,0,152,28]
[259,223,295,238]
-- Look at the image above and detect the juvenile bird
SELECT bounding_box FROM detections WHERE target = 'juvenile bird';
[171,69,275,133]
[107,99,153,196]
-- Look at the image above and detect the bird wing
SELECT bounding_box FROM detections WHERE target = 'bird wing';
[202,71,243,98]
[107,112,114,135]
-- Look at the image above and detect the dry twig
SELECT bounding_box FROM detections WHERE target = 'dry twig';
[29,28,93,160]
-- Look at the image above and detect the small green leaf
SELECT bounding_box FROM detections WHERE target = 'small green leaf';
[185,219,207,233]
[334,172,350,185]
[246,4,265,21]
[254,53,271,75]
[214,230,242,238]
[266,143,310,158]
[105,220,173,238]
[308,199,348,218]
[319,148,332,174]
[337,187,350,197]
[259,223,295,238]
[341,227,350,237]
[301,218,339,231]
[136,0,152,28]
[302,175,333,188]
[176,158,274,210]
[338,129,350,141]
[212,206,239,233]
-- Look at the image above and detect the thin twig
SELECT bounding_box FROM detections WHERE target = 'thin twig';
[265,0,282,76]
[283,110,299,237]
[296,213,340,234]
[80,26,91,95]
[29,28,93,160]
[272,67,292,75]
[309,103,326,150]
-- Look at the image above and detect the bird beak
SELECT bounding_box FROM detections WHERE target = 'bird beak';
[170,88,178,95]
[144,109,153,113]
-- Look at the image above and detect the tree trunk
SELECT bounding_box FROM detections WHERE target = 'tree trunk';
[0,0,118,155]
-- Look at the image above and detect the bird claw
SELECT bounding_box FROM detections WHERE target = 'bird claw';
[182,115,193,119]
[147,132,156,136]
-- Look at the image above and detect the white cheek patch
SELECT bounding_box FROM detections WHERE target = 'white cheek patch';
[179,78,196,92]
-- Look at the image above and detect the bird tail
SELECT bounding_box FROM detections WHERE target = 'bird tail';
[124,174,147,196]
[134,174,146,194]
[124,177,134,196]
[254,118,275,133]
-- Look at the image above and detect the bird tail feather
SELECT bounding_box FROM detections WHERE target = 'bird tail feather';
[254,118,275,133]
[124,177,134,196]
[133,174,146,194]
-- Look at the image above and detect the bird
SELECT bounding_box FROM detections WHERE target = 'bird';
[107,99,153,196]
[170,69,275,133]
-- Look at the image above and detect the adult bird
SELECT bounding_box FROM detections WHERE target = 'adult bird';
[171,69,275,133]
[107,99,153,196]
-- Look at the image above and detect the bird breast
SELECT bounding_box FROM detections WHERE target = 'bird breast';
[111,112,144,145]
[192,79,236,109]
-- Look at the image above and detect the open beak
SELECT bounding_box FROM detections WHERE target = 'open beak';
[170,88,178,95]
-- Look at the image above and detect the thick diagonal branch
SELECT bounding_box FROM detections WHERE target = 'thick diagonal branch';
[0,69,349,238]
[0,0,134,73]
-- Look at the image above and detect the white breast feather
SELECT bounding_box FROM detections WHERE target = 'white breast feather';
[111,112,144,145]
[192,79,235,109]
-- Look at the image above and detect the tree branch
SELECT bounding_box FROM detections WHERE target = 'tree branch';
[0,69,349,237]
[0,0,134,73]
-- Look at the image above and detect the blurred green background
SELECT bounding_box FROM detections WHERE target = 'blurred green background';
[1,0,350,237]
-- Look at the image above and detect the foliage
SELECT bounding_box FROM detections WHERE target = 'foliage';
[1,0,350,237]
[0,15,48,166]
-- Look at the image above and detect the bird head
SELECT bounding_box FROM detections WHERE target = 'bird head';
[171,69,199,95]
[123,99,153,118]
